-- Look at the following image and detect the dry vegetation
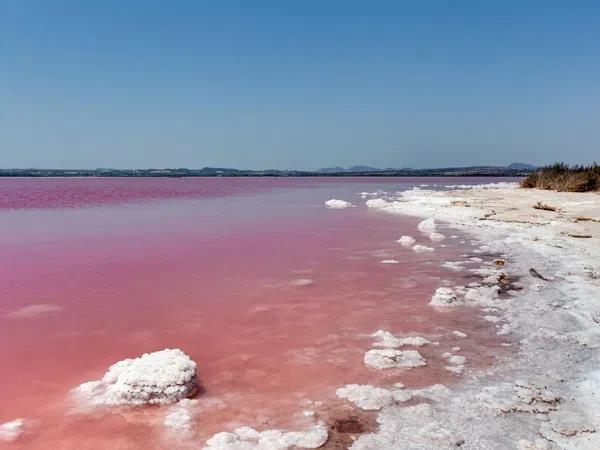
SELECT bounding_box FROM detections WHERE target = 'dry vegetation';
[533,201,557,212]
[521,163,600,192]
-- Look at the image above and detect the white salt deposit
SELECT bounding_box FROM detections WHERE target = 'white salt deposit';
[380,259,399,264]
[429,232,446,242]
[72,348,197,407]
[372,330,430,348]
[163,399,198,438]
[429,287,459,306]
[452,330,467,338]
[324,199,354,209]
[290,278,315,287]
[336,384,394,411]
[417,218,437,233]
[204,421,328,449]
[363,182,600,449]
[0,419,25,442]
[412,244,434,253]
[364,349,426,369]
[5,304,62,319]
[396,235,416,246]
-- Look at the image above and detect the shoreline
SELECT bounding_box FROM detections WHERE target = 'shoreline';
[357,183,600,449]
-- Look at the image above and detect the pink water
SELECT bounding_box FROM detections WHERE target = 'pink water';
[0,177,511,449]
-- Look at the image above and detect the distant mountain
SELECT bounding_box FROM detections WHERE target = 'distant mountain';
[317,166,346,174]
[1,164,536,178]
[507,162,537,170]
[347,165,381,173]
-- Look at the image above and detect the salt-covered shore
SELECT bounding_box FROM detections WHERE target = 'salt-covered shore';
[354,183,600,449]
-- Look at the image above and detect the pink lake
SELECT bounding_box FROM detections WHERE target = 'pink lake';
[0,177,512,449]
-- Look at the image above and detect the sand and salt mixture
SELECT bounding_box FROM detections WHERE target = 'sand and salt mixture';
[2,180,600,449]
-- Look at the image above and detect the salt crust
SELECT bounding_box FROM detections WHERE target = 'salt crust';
[363,183,600,448]
[203,421,328,450]
[363,349,426,369]
[72,349,197,407]
[396,235,416,246]
[371,330,430,348]
[324,199,354,209]
[412,244,434,253]
[0,419,25,442]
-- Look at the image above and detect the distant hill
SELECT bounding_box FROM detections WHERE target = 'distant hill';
[507,162,537,170]
[317,166,346,174]
[347,165,381,173]
[1,163,537,178]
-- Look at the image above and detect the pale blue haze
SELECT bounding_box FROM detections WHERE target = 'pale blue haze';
[1,1,599,169]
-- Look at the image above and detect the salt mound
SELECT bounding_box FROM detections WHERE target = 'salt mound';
[336,384,394,411]
[430,287,459,306]
[324,199,354,209]
[428,232,446,242]
[396,235,416,246]
[372,330,430,348]
[0,419,25,442]
[417,218,436,233]
[72,348,197,407]
[204,421,328,449]
[364,349,426,369]
[380,259,399,264]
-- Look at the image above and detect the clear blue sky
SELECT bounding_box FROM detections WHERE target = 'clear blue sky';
[1,0,599,170]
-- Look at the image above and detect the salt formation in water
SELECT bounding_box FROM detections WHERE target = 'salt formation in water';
[364,349,426,369]
[163,398,199,438]
[204,421,328,449]
[396,235,416,246]
[290,278,315,287]
[417,218,437,233]
[429,287,459,306]
[5,303,62,319]
[336,384,395,411]
[380,259,399,264]
[412,244,434,253]
[324,199,354,209]
[372,330,430,348]
[0,419,25,442]
[72,348,197,407]
[428,232,446,241]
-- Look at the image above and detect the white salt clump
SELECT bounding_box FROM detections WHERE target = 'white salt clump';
[204,421,328,449]
[464,285,500,304]
[324,199,354,209]
[412,244,434,253]
[417,218,437,233]
[380,259,399,264]
[364,349,426,369]
[6,304,62,319]
[397,235,416,246]
[430,287,459,306]
[429,232,446,242]
[442,352,466,365]
[484,315,501,323]
[291,278,314,287]
[452,330,467,338]
[442,261,463,271]
[0,419,25,442]
[372,330,430,348]
[72,348,197,407]
[336,384,394,411]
